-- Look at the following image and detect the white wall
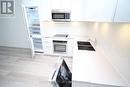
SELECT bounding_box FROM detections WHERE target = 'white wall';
[41,21,130,85]
[41,22,93,37]
[0,0,30,48]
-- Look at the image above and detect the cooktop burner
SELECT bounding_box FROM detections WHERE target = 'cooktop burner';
[54,34,68,38]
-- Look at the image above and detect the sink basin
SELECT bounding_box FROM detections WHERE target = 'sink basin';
[77,41,95,51]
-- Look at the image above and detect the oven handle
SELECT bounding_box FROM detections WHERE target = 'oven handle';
[53,40,67,43]
[53,43,67,45]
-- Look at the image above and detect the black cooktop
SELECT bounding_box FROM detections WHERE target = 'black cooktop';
[77,41,95,51]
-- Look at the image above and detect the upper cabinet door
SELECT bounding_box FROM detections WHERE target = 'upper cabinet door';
[38,0,51,21]
[51,0,72,9]
[114,0,130,22]
[22,0,41,6]
[85,0,117,22]
[71,0,117,22]
[71,0,86,21]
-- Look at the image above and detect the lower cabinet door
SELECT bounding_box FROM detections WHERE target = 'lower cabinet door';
[43,38,53,54]
[44,45,53,54]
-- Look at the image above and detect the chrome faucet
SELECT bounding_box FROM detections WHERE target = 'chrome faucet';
[88,38,97,46]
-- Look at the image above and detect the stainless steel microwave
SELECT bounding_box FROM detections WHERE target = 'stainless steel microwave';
[51,9,71,22]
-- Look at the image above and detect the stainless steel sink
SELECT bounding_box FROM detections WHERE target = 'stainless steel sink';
[77,41,95,51]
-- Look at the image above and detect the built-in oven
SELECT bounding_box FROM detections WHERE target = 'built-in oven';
[53,40,67,54]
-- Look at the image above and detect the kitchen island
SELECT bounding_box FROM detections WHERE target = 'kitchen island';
[72,40,128,87]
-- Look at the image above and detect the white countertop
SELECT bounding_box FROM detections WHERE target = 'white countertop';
[43,35,73,40]
[72,40,128,86]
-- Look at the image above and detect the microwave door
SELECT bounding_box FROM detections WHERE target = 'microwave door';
[52,13,71,22]
[52,13,65,19]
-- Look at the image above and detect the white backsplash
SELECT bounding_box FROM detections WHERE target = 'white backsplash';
[40,21,93,38]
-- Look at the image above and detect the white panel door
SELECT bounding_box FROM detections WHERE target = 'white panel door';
[43,38,53,54]
[38,0,51,21]
[22,0,40,6]
[71,0,86,21]
[114,0,130,22]
[67,39,74,57]
[51,0,72,9]
[85,0,117,22]
[61,0,72,9]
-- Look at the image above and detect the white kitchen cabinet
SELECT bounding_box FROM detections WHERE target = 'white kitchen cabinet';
[67,39,74,57]
[114,0,130,22]
[71,0,86,21]
[85,0,117,22]
[22,0,40,6]
[71,0,117,22]
[38,0,51,21]
[51,0,72,9]
[43,37,53,54]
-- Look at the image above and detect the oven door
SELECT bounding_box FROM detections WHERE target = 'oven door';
[54,44,67,53]
[53,40,67,53]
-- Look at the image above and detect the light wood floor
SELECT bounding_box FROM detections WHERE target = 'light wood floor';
[0,47,72,87]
